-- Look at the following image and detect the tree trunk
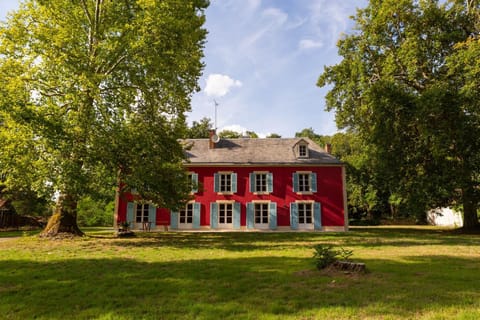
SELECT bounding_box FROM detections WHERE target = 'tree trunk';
[40,194,83,237]
[461,187,479,230]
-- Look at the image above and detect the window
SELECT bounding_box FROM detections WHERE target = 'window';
[298,202,313,225]
[171,202,200,229]
[136,203,149,223]
[179,203,194,224]
[214,172,237,194]
[299,144,307,157]
[292,172,317,193]
[255,203,269,225]
[188,172,198,193]
[295,141,309,158]
[298,173,310,192]
[219,203,233,224]
[211,202,241,229]
[219,173,231,192]
[290,201,321,230]
[255,173,267,192]
[249,172,273,194]
[247,202,277,229]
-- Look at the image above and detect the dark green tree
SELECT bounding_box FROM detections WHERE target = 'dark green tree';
[295,127,331,149]
[318,0,479,229]
[218,130,242,139]
[187,117,213,138]
[245,131,259,138]
[266,133,282,138]
[0,0,208,236]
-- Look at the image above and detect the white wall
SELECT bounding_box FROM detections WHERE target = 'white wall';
[427,208,463,227]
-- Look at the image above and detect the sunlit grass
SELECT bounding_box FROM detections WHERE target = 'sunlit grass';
[0,227,479,319]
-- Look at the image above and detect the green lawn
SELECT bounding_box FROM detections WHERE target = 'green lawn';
[0,227,479,319]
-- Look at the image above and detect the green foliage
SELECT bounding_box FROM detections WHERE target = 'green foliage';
[186,117,213,138]
[77,197,114,227]
[0,0,209,232]
[218,129,242,139]
[266,133,282,138]
[312,244,353,270]
[313,244,338,269]
[295,127,330,147]
[318,0,480,228]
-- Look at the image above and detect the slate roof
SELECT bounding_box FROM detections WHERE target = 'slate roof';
[183,138,342,166]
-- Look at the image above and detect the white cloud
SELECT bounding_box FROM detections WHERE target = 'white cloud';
[262,7,288,26]
[299,39,324,50]
[204,74,243,97]
[307,1,356,48]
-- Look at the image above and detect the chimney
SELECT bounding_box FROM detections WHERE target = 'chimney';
[325,143,332,154]
[209,129,216,149]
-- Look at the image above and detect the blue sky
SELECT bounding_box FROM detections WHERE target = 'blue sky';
[1,0,367,137]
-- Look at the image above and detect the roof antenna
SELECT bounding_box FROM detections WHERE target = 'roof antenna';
[213,99,219,131]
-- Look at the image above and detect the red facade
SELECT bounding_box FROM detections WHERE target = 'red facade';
[117,164,347,231]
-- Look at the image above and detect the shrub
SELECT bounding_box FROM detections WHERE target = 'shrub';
[313,244,354,270]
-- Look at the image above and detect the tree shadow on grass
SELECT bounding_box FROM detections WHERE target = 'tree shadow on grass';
[107,228,480,252]
[1,254,479,319]
[111,231,327,251]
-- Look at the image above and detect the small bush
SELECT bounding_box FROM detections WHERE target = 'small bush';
[313,244,354,270]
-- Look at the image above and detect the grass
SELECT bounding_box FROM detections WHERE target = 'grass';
[0,227,479,319]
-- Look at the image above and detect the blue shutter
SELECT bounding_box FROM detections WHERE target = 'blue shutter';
[310,172,317,192]
[231,173,237,193]
[193,202,201,229]
[267,172,273,193]
[246,203,254,229]
[249,172,255,193]
[314,202,322,230]
[292,173,299,192]
[269,202,277,230]
[214,173,219,193]
[148,205,156,228]
[233,202,241,229]
[290,203,298,230]
[210,202,218,229]
[191,173,199,193]
[127,202,134,229]
[170,211,178,229]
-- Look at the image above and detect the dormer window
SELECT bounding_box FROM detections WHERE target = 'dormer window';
[299,144,308,157]
[296,140,309,158]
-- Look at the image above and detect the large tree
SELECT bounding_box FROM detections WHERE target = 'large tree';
[318,0,479,229]
[0,0,208,236]
[186,117,213,138]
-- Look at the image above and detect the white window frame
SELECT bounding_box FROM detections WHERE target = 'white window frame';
[178,202,194,229]
[298,172,311,192]
[217,172,233,194]
[297,201,314,229]
[299,144,308,157]
[254,172,268,193]
[253,201,269,229]
[218,202,234,228]
[135,203,150,223]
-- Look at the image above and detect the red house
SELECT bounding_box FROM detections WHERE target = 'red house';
[116,136,348,231]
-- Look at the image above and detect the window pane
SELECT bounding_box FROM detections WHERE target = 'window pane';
[298,173,310,192]
[255,174,267,192]
[220,174,232,192]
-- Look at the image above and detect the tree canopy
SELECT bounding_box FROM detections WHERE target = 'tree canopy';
[0,0,209,236]
[318,0,480,228]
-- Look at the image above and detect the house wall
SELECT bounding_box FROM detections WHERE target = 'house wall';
[117,165,346,230]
